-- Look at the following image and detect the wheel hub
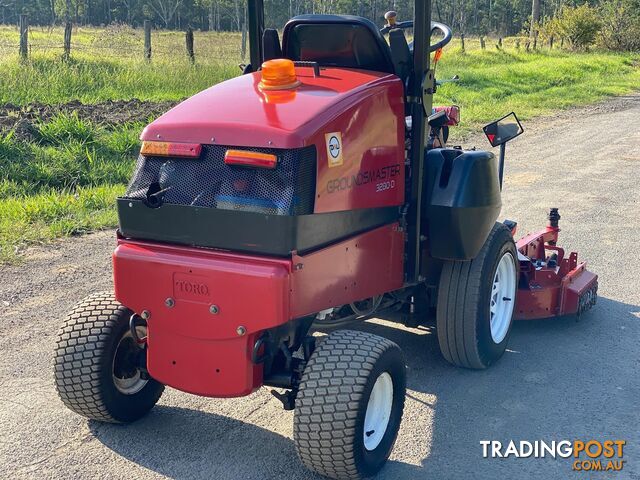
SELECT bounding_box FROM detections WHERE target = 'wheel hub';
[112,329,148,395]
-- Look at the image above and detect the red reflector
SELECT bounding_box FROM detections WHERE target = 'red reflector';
[224,150,277,169]
[141,141,202,158]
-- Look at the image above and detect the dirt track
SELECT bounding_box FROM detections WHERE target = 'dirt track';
[1,96,639,479]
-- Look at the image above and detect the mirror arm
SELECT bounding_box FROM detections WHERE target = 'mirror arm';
[498,143,506,191]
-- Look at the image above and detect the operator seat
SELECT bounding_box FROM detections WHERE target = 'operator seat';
[281,15,396,75]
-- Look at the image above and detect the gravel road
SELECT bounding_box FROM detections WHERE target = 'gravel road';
[1,96,639,480]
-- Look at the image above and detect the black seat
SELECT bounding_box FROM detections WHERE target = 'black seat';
[281,15,395,74]
[263,28,282,61]
[388,28,412,87]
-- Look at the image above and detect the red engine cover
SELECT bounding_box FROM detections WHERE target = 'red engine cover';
[140,66,406,214]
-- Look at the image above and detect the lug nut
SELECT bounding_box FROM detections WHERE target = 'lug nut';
[209,305,219,315]
[165,298,175,308]
[236,326,246,336]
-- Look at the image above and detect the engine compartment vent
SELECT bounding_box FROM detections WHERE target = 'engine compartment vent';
[124,144,317,216]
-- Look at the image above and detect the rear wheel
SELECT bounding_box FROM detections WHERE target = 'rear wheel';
[436,223,518,369]
[54,292,164,423]
[294,330,406,480]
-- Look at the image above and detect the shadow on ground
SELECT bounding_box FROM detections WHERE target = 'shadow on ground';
[90,296,639,479]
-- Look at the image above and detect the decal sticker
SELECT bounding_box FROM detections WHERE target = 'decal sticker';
[325,132,343,168]
[326,164,401,193]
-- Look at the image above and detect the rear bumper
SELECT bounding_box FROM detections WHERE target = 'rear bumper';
[113,223,404,397]
[113,241,291,397]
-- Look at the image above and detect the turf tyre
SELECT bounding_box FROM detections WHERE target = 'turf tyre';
[293,330,406,479]
[54,292,164,423]
[436,222,518,369]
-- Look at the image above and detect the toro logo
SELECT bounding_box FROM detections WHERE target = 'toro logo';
[325,132,344,167]
[173,272,211,301]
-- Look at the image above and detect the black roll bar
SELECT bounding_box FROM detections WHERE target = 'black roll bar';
[406,0,433,283]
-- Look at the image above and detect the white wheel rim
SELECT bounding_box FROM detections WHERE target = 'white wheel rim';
[363,372,394,451]
[490,252,517,344]
[112,329,148,395]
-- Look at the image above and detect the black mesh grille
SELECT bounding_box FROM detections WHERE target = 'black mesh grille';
[124,145,316,215]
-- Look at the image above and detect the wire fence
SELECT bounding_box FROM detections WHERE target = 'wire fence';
[1,17,563,66]
[0,19,246,65]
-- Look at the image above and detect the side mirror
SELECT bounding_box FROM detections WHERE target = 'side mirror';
[483,112,524,147]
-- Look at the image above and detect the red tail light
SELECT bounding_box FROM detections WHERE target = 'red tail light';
[224,150,278,169]
[141,141,202,158]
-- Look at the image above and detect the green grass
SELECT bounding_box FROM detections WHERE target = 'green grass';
[436,46,640,134]
[0,27,639,261]
[0,115,139,260]
[0,25,240,104]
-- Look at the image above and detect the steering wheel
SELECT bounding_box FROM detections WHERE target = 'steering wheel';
[380,18,452,53]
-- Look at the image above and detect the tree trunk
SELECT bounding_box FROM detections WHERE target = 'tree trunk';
[529,0,540,39]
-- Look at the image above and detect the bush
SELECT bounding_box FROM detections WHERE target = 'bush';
[599,0,640,51]
[555,5,602,50]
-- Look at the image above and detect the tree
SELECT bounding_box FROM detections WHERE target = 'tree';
[529,0,540,39]
[555,4,602,50]
[149,0,183,28]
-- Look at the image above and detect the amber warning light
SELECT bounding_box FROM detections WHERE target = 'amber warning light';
[141,141,202,158]
[259,58,301,91]
[224,150,278,169]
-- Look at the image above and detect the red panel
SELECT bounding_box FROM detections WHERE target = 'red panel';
[432,105,460,126]
[290,223,405,318]
[311,79,405,212]
[113,241,291,397]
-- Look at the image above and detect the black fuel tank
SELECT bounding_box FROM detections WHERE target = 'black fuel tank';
[423,148,501,260]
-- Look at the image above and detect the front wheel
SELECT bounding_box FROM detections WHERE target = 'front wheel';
[436,223,518,369]
[54,292,164,423]
[294,330,406,479]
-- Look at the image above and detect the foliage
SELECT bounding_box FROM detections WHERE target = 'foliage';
[598,0,640,51]
[0,0,599,38]
[552,5,602,51]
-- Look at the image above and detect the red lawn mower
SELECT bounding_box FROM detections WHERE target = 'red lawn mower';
[54,2,597,478]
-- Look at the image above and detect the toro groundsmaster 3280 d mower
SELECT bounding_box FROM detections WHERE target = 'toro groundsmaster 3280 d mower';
[54,2,598,478]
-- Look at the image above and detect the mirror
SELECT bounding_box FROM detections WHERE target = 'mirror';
[483,112,524,147]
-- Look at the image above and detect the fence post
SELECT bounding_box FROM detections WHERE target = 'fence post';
[241,23,247,61]
[549,35,554,50]
[185,27,195,63]
[144,20,152,60]
[515,38,521,49]
[533,31,538,50]
[19,14,28,60]
[480,36,485,50]
[63,22,72,60]
[460,33,465,52]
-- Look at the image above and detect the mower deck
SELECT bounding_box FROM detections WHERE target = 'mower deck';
[514,210,598,320]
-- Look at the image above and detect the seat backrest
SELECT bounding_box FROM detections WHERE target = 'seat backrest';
[388,28,412,86]
[282,15,395,74]
[263,28,282,61]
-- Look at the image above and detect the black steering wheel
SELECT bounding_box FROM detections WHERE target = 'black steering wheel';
[380,20,452,53]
